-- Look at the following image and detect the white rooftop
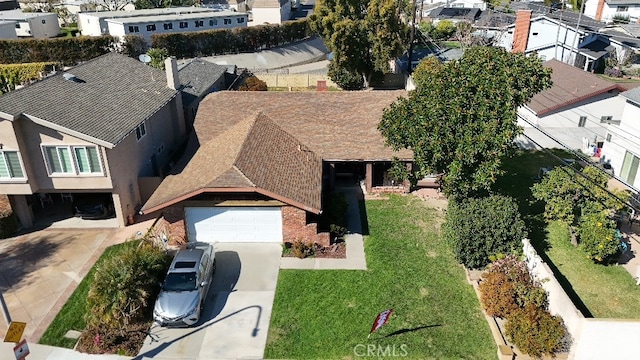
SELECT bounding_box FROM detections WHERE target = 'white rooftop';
[104,10,245,24]
[80,6,218,19]
[0,9,55,20]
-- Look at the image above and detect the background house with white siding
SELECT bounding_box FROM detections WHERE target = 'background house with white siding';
[0,9,60,38]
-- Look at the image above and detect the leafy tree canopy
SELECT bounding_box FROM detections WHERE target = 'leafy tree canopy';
[310,0,407,89]
[379,46,552,199]
[135,0,194,9]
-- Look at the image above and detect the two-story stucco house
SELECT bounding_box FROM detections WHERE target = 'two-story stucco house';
[600,87,640,189]
[0,52,187,228]
[516,59,639,152]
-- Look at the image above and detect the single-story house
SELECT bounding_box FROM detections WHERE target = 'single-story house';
[141,91,411,246]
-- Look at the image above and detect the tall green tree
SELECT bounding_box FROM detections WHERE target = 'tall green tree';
[135,0,195,9]
[310,0,406,89]
[378,47,552,199]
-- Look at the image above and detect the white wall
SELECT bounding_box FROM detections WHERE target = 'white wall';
[78,13,107,36]
[584,0,640,23]
[498,17,582,64]
[448,0,486,10]
[28,13,60,37]
[517,92,624,150]
[106,14,249,42]
[522,239,640,359]
[600,97,640,188]
[0,21,17,39]
[250,2,290,25]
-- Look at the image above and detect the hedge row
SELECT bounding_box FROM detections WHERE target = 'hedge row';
[0,62,60,92]
[149,19,312,58]
[0,36,116,65]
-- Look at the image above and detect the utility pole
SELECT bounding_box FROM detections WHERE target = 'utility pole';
[407,0,418,74]
[569,0,587,67]
[1,291,11,327]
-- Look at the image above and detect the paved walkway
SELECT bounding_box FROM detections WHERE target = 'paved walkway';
[280,185,367,270]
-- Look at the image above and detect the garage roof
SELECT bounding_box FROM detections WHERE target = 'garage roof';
[142,112,323,214]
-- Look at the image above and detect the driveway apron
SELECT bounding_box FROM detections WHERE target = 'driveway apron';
[137,243,282,360]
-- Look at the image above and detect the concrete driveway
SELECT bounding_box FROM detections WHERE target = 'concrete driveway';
[137,243,282,360]
[0,229,115,342]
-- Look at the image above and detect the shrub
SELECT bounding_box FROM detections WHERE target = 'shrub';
[577,209,620,263]
[604,67,624,78]
[85,239,171,334]
[238,75,268,91]
[0,36,116,65]
[444,195,527,269]
[327,61,364,90]
[505,304,568,358]
[479,255,548,318]
[0,195,18,238]
[292,240,314,259]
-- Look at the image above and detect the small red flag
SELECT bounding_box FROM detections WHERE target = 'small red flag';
[369,309,393,337]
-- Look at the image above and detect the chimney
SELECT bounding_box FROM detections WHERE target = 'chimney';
[512,10,532,53]
[164,56,179,90]
[595,0,605,22]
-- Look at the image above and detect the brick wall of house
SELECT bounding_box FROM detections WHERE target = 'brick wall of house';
[282,205,330,247]
[156,204,187,248]
[370,186,409,194]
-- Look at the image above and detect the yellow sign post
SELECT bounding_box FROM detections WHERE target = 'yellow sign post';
[3,321,26,343]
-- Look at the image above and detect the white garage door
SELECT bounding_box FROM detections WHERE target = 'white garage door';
[185,207,283,243]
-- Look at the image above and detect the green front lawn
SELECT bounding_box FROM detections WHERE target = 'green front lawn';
[544,221,640,318]
[39,240,140,348]
[265,195,494,359]
[497,150,640,319]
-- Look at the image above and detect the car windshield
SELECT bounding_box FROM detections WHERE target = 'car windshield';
[163,272,197,292]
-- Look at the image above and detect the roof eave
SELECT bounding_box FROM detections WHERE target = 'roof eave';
[141,186,322,215]
[22,113,115,149]
[0,111,15,121]
[535,84,621,117]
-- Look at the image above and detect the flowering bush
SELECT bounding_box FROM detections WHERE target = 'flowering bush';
[479,255,547,318]
[577,210,620,263]
[505,304,568,358]
[604,67,624,78]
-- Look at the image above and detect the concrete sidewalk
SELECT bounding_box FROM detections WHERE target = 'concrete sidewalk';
[280,185,367,270]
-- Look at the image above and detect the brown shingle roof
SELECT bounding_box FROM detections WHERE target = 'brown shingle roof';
[142,112,323,213]
[193,91,411,161]
[527,60,638,116]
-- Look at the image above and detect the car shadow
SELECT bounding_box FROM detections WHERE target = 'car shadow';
[198,250,242,324]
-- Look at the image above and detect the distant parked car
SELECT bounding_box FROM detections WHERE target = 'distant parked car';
[153,242,216,327]
[72,194,114,220]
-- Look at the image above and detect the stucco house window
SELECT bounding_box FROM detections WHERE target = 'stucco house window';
[578,116,587,127]
[0,151,25,179]
[43,145,102,175]
[237,17,245,23]
[147,24,156,31]
[163,23,173,30]
[180,21,188,28]
[224,18,231,25]
[136,122,146,140]
[195,20,204,27]
[617,6,629,11]
[209,19,218,26]
[128,25,140,33]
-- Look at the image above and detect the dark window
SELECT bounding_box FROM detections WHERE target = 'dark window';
[146,24,156,31]
[578,116,587,127]
[601,115,613,123]
[195,20,203,27]
[179,21,188,28]
[135,122,146,140]
[128,25,139,33]
[224,18,231,25]
[209,19,217,26]
[174,261,196,269]
[41,19,46,24]
[15,23,20,28]
[606,133,612,142]
[163,23,173,30]
[237,17,245,23]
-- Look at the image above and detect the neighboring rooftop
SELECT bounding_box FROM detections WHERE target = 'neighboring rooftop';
[429,6,481,21]
[142,113,323,214]
[526,59,639,116]
[192,91,412,161]
[104,10,243,24]
[0,52,177,148]
[80,6,216,19]
[621,86,640,104]
[178,58,228,106]
[0,8,56,19]
[579,37,616,59]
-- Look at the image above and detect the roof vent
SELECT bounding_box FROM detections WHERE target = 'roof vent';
[62,73,85,83]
